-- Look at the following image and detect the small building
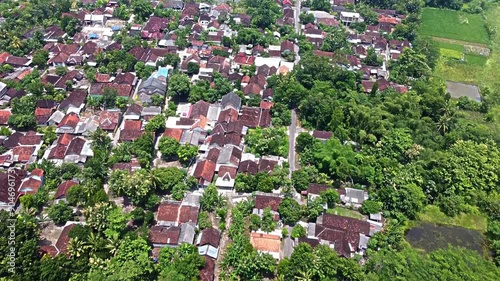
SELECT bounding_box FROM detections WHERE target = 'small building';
[197,227,221,259]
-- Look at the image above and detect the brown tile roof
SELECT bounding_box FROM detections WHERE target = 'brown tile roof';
[59,90,87,109]
[307,183,334,195]
[206,148,220,162]
[157,202,181,222]
[218,166,237,179]
[209,132,241,147]
[198,227,221,248]
[66,138,85,155]
[163,128,183,141]
[119,130,144,142]
[55,180,78,199]
[255,194,282,212]
[18,132,42,146]
[190,100,210,118]
[149,225,180,245]
[55,224,77,254]
[239,107,271,128]
[58,133,73,146]
[321,214,370,236]
[217,108,239,123]
[98,110,121,131]
[111,159,141,173]
[178,205,200,224]
[250,232,280,253]
[12,146,35,162]
[193,160,216,183]
[237,160,258,175]
[95,73,110,83]
[312,130,333,140]
[200,257,215,281]
[258,158,278,173]
[123,120,142,130]
[48,145,67,159]
[58,113,79,128]
[0,169,25,203]
[114,72,136,85]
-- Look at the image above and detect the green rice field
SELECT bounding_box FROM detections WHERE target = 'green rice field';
[420,8,489,45]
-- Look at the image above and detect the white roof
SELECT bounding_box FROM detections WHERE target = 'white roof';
[254,57,281,68]
[340,12,360,18]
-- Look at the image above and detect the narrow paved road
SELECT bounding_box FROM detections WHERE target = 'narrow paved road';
[288,110,297,177]
[294,0,301,35]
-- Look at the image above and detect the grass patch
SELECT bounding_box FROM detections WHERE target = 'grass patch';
[420,8,489,44]
[440,48,463,60]
[327,207,364,220]
[417,205,487,232]
[465,54,488,65]
[436,41,465,52]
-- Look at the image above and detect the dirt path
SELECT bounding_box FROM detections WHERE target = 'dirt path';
[214,205,233,281]
[432,36,490,49]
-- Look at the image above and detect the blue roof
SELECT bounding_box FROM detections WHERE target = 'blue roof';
[88,33,98,39]
[152,67,169,79]
[111,26,121,31]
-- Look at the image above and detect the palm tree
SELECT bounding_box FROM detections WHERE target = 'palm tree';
[87,232,103,255]
[67,237,88,258]
[10,36,22,49]
[437,115,452,135]
[105,233,121,257]
[297,270,313,281]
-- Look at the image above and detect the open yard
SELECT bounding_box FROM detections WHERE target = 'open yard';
[420,8,489,45]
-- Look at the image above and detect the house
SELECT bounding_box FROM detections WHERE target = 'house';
[54,223,78,255]
[156,201,182,226]
[250,232,281,259]
[98,110,121,132]
[138,77,167,104]
[119,120,145,142]
[124,104,143,120]
[0,169,26,210]
[220,93,241,111]
[18,168,44,200]
[238,107,271,128]
[306,183,334,200]
[193,160,216,186]
[142,16,169,40]
[253,192,283,221]
[197,228,221,259]
[84,14,106,26]
[340,12,362,24]
[339,187,368,208]
[215,165,237,189]
[310,213,372,257]
[164,0,184,10]
[56,113,80,134]
[312,130,333,142]
[156,200,200,227]
[149,225,181,247]
[54,180,78,203]
[238,159,259,175]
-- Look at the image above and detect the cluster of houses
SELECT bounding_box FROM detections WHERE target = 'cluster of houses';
[249,185,383,260]
[0,0,406,276]
[163,92,283,188]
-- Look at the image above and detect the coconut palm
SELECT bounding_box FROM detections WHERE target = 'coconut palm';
[297,269,314,281]
[87,232,104,255]
[67,237,89,258]
[105,233,121,257]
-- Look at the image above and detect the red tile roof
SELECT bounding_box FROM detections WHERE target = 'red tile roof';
[149,225,181,245]
[58,133,73,146]
[163,128,183,141]
[0,110,11,125]
[157,202,181,222]
[255,194,283,212]
[55,180,78,199]
[58,113,79,128]
[12,146,35,162]
[250,232,280,253]
[55,224,77,255]
[193,160,216,183]
[178,205,199,224]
